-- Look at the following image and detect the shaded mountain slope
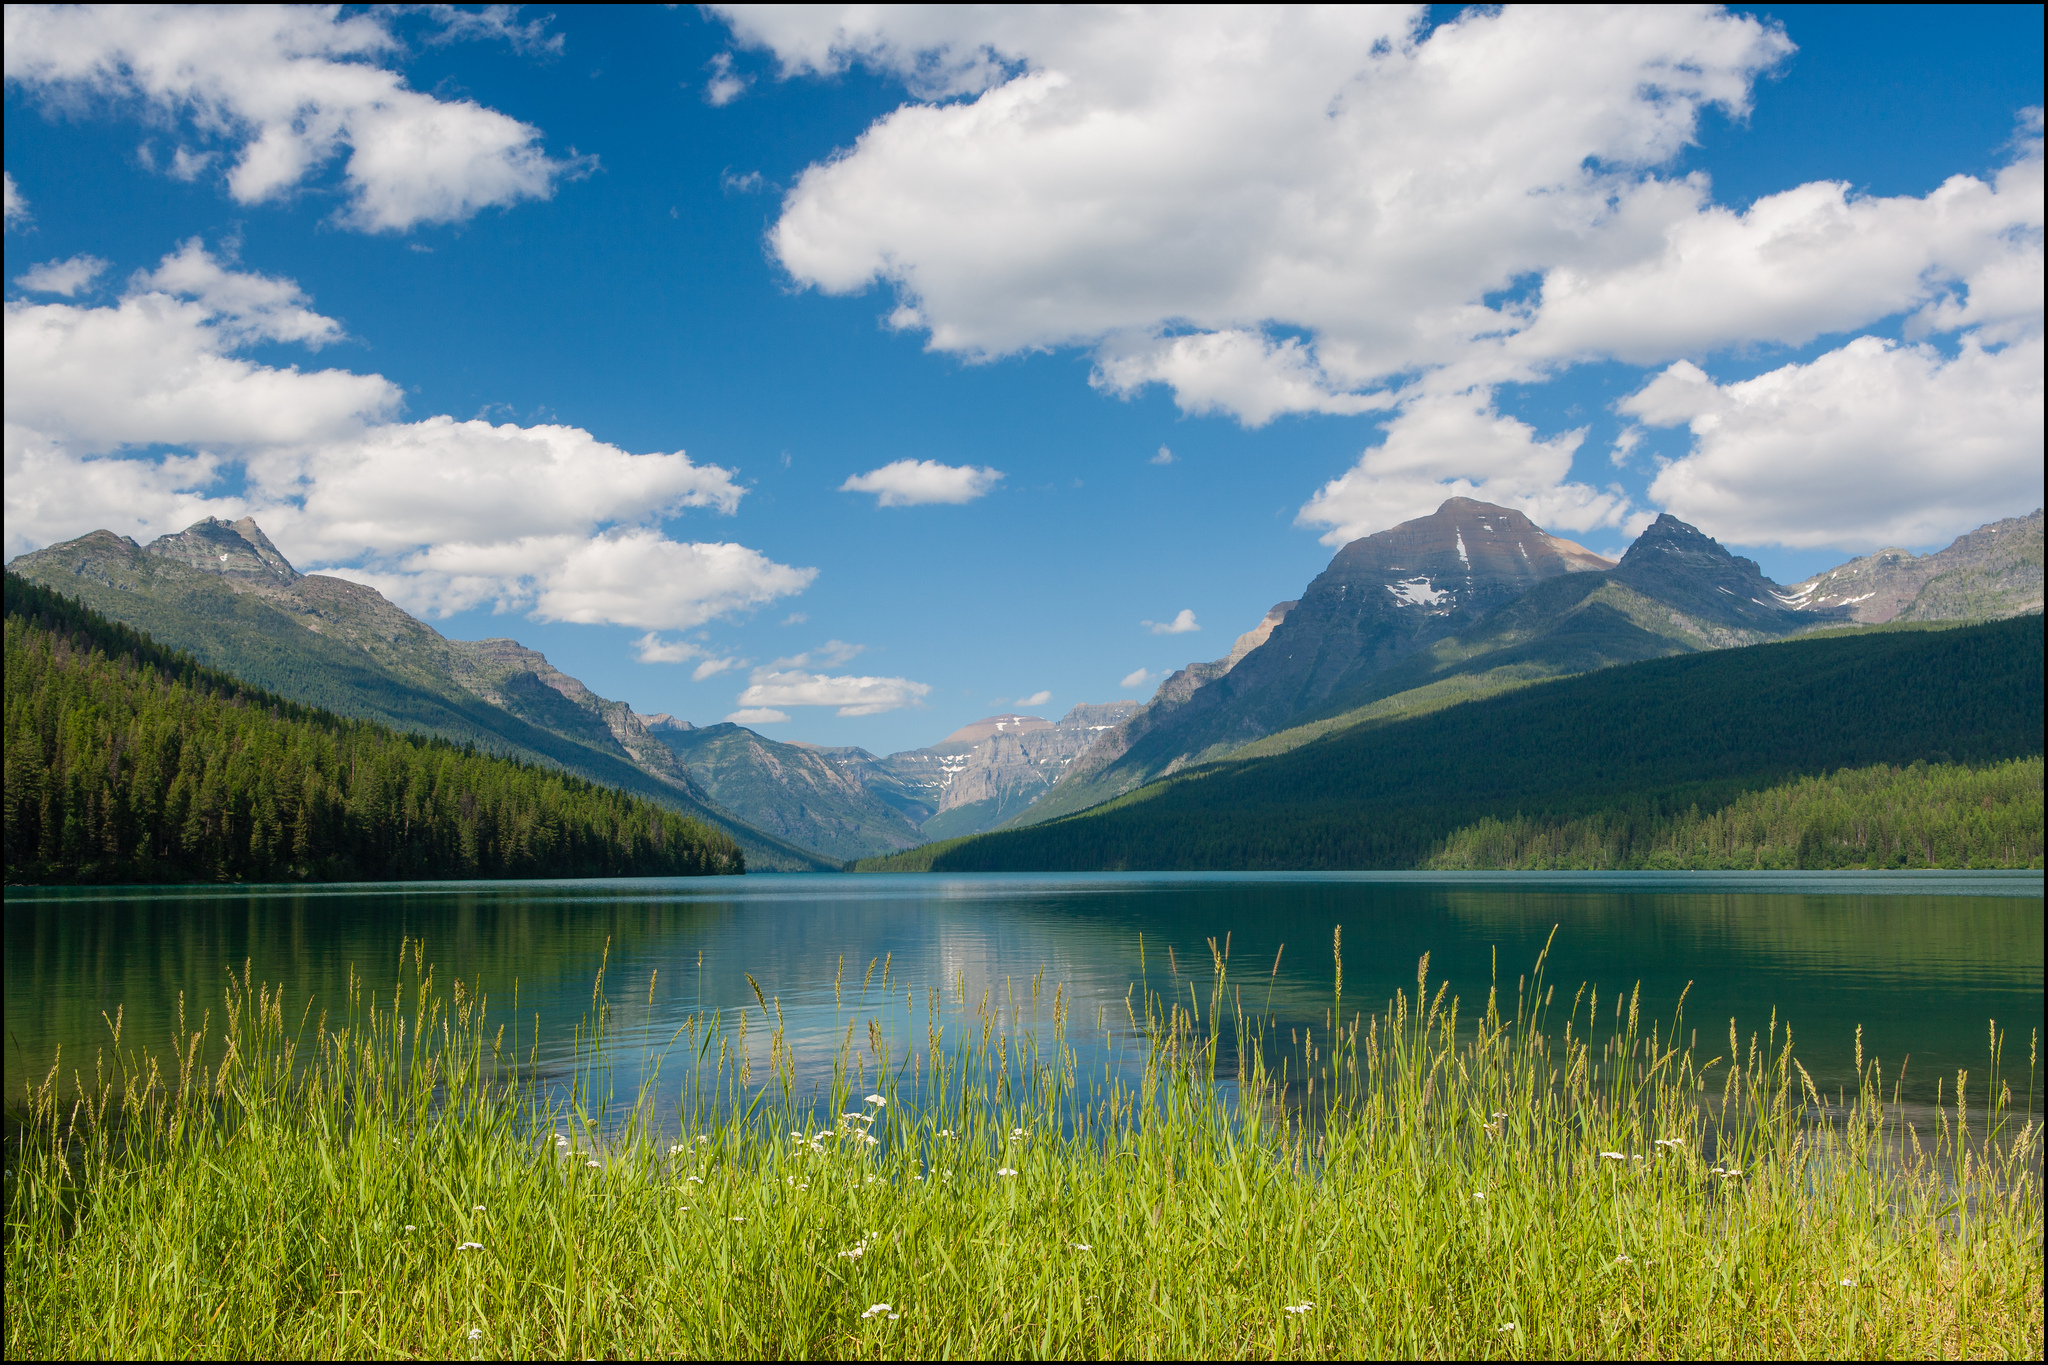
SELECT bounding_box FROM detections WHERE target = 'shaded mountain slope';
[5,573,745,883]
[652,723,928,863]
[868,614,2042,872]
[6,521,834,871]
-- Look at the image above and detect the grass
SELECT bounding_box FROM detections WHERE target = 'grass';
[5,934,2041,1360]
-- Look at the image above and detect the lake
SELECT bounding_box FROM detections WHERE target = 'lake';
[7,871,2041,1125]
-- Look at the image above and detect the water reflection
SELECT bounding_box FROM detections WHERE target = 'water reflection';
[7,872,2040,1123]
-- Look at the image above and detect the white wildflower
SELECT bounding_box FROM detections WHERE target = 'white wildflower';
[839,1242,867,1260]
[1615,1254,1633,1264]
[997,1167,1018,1177]
[1011,1128,1025,1139]
[467,1328,483,1341]
[937,1128,954,1138]
[1472,1192,1486,1201]
[586,1160,602,1169]
[1491,1111,1508,1119]
[1599,1152,1627,1161]
[696,1134,709,1144]
[1840,1277,1856,1287]
[861,1302,899,1320]
[1283,1301,1314,1315]
[1498,1322,1517,1333]
[456,1241,483,1251]
[1070,1242,1092,1251]
[861,1133,879,1147]
[865,1094,886,1107]
[670,1144,687,1155]
[688,1176,705,1184]
[729,1215,745,1222]
[1653,1137,1686,1149]
[472,1204,486,1212]
[404,1225,417,1232]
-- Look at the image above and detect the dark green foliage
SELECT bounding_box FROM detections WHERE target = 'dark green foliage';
[880,615,2043,872]
[4,575,744,883]
[1425,757,2042,870]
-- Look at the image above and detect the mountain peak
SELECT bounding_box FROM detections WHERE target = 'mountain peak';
[144,516,300,586]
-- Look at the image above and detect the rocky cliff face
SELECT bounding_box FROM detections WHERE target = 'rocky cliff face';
[1786,508,2044,623]
[651,724,929,862]
[1605,514,1816,647]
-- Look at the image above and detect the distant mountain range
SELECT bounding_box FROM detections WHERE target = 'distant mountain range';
[1004,502,2043,828]
[6,519,836,870]
[10,501,2039,873]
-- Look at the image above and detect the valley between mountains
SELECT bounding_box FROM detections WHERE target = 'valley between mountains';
[8,498,2041,874]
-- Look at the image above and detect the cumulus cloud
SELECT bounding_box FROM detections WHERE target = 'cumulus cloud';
[14,255,108,296]
[1151,445,1174,465]
[1297,391,1641,546]
[725,707,790,725]
[2,171,26,226]
[735,666,931,717]
[4,240,815,630]
[840,458,1002,506]
[1016,689,1052,706]
[1119,667,1157,691]
[3,5,590,231]
[1143,609,1200,635]
[741,6,1797,390]
[726,6,2043,544]
[1628,335,2044,549]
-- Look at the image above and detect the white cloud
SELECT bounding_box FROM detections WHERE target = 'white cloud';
[1151,445,1174,465]
[692,656,746,682]
[1297,390,1642,546]
[423,5,565,58]
[706,52,751,106]
[729,6,2042,538]
[3,5,589,231]
[3,171,26,226]
[4,241,815,630]
[725,707,790,725]
[743,6,1799,395]
[840,458,1002,506]
[779,612,808,626]
[634,633,703,665]
[1142,609,1200,635]
[1628,335,2045,549]
[1016,689,1052,706]
[735,667,931,717]
[13,255,109,296]
[1119,667,1157,691]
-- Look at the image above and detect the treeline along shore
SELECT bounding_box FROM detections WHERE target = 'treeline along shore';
[861,615,2046,873]
[3,574,744,883]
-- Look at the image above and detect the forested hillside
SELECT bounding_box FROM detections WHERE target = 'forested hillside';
[860,615,2043,872]
[4,575,744,884]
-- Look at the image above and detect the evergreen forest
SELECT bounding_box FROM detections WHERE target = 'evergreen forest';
[861,615,2045,872]
[3,575,745,884]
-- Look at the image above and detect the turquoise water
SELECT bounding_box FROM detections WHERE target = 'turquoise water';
[7,871,2040,1119]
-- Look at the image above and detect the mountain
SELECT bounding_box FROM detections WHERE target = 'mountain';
[1011,499,1614,823]
[907,703,1144,839]
[5,518,836,871]
[5,573,745,884]
[647,723,929,864]
[860,614,2043,872]
[1784,508,2043,623]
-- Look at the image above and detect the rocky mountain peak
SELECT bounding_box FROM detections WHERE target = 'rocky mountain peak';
[144,516,301,586]
[635,712,695,732]
[1612,512,1816,632]
[1321,498,1612,621]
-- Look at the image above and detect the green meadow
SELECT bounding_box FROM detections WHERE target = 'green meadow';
[6,936,2040,1360]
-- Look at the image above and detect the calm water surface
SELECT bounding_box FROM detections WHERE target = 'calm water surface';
[7,871,2041,1121]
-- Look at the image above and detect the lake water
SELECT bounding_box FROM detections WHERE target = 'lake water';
[7,871,2041,1124]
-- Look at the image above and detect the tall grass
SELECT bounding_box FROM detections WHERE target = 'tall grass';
[6,933,2040,1359]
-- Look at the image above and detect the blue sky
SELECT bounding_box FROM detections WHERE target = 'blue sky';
[5,4,2042,755]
